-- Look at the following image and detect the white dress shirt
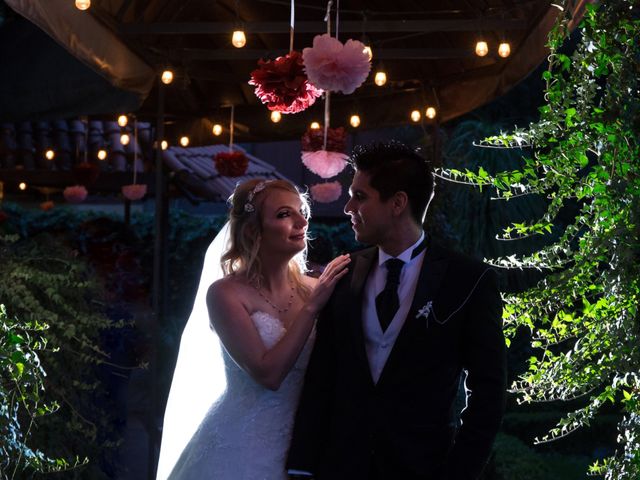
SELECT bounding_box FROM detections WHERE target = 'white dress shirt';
[363,233,426,383]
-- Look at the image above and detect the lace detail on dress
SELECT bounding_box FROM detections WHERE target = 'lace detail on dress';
[168,311,314,480]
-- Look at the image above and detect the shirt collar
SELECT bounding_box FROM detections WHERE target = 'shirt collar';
[378,231,426,266]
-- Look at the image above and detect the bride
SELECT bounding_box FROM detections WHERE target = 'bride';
[156,179,350,479]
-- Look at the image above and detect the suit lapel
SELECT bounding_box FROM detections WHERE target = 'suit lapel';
[376,244,450,387]
[347,248,377,384]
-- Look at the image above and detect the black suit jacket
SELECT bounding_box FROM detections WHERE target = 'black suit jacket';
[287,242,507,480]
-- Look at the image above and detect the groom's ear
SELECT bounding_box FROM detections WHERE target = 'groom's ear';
[390,191,409,216]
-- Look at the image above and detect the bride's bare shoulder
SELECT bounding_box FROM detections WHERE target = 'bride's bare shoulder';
[208,274,251,300]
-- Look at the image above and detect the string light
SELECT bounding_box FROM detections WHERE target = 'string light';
[97,149,107,160]
[45,149,55,160]
[363,45,373,62]
[120,133,130,145]
[232,30,247,48]
[310,122,321,130]
[475,41,489,57]
[498,42,511,58]
[270,111,282,123]
[161,140,169,150]
[161,70,174,85]
[374,70,387,87]
[19,182,27,191]
[180,136,190,147]
[212,124,223,136]
[425,107,437,119]
[75,0,90,10]
[117,115,128,127]
[410,110,421,122]
[350,115,361,128]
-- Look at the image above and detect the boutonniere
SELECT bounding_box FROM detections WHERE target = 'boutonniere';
[416,301,433,327]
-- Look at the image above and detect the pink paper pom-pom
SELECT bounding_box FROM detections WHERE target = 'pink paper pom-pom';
[122,184,147,201]
[63,185,88,203]
[310,181,342,203]
[301,150,349,178]
[303,34,371,94]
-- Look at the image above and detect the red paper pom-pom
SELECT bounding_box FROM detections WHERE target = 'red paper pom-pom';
[73,162,99,186]
[214,151,249,177]
[301,126,347,153]
[40,200,55,211]
[249,51,323,114]
[122,184,147,201]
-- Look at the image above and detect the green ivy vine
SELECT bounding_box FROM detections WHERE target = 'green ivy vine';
[440,1,639,477]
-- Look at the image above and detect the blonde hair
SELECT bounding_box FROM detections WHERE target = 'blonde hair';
[221,179,311,298]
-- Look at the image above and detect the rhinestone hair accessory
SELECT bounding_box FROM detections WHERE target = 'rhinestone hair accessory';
[244,180,272,213]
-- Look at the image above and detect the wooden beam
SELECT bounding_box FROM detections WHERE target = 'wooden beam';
[119,18,527,35]
[178,47,486,61]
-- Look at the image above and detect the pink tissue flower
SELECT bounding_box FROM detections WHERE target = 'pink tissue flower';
[122,184,147,201]
[301,150,349,178]
[63,185,88,203]
[311,181,342,203]
[303,34,371,94]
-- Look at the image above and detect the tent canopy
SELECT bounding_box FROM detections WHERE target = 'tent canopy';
[1,0,589,142]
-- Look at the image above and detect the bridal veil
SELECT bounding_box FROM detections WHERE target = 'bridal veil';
[155,223,230,479]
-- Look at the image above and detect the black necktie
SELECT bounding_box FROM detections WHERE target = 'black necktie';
[376,258,405,332]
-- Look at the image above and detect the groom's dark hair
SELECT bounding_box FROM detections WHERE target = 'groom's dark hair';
[349,141,435,224]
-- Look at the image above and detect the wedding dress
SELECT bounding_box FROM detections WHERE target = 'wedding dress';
[156,223,313,479]
[168,311,314,480]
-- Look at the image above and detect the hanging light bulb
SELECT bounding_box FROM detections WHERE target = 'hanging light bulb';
[232,30,247,48]
[45,149,55,160]
[75,0,90,10]
[97,149,107,160]
[350,115,361,128]
[498,42,511,58]
[120,133,130,145]
[161,70,174,85]
[19,182,27,191]
[425,107,437,119]
[374,70,387,87]
[117,115,128,127]
[475,41,489,57]
[270,111,282,123]
[410,110,421,122]
[161,140,169,150]
[212,124,223,136]
[180,136,190,147]
[363,45,373,62]
[310,122,321,130]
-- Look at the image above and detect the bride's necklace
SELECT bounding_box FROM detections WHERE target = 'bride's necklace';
[254,280,296,314]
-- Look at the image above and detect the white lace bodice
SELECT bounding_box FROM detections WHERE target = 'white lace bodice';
[168,311,314,480]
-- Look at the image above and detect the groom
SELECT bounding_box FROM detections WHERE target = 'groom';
[287,141,507,479]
